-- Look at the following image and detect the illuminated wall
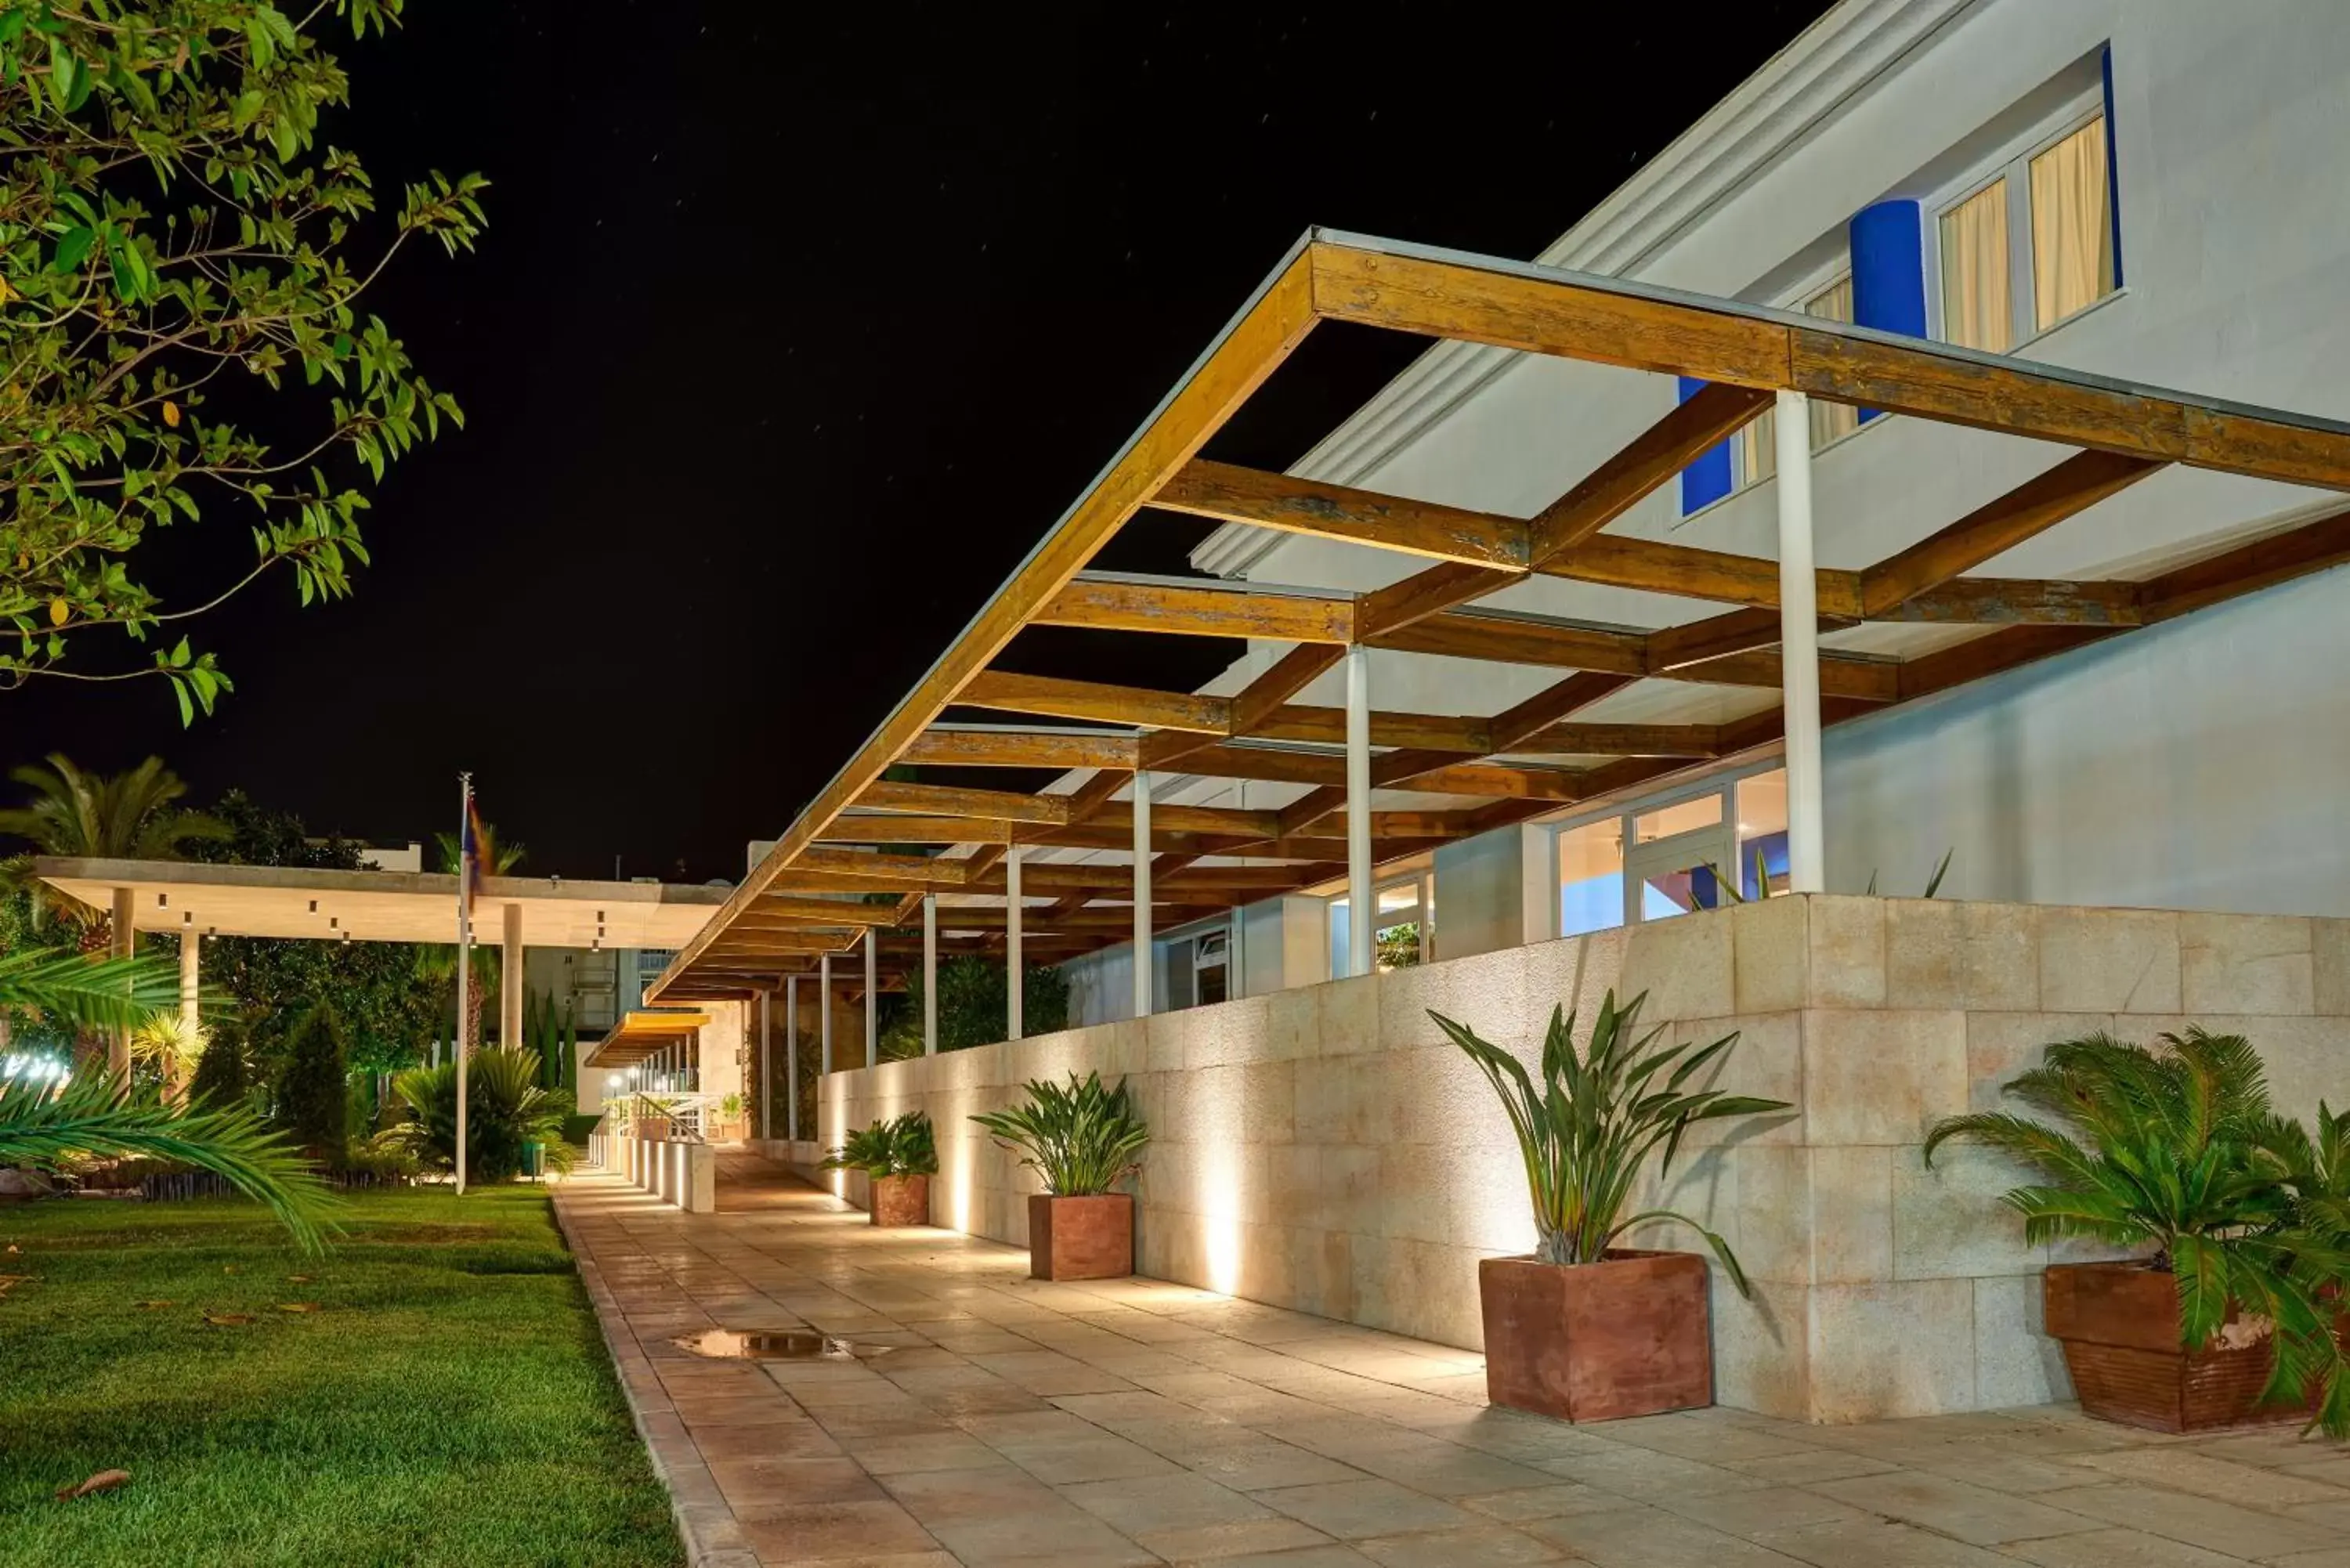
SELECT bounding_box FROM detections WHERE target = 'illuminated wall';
[818,896,2350,1422]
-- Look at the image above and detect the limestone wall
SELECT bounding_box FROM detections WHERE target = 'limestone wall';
[817,895,2350,1422]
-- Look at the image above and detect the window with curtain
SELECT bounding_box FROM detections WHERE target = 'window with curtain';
[1735,275,1856,490]
[1940,179,2012,352]
[1936,109,2117,353]
[2030,117,2115,330]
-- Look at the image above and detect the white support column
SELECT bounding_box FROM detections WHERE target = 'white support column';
[501,901,524,1052]
[110,885,134,1078]
[819,953,833,1075]
[1006,849,1024,1042]
[758,989,771,1141]
[1345,645,1375,979]
[922,894,938,1055]
[177,926,201,1100]
[1775,388,1827,894]
[784,974,800,1143]
[864,927,877,1068]
[1132,770,1153,1018]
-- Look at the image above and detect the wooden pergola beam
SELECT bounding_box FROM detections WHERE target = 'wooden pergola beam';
[1152,459,1530,567]
[900,728,1140,770]
[852,779,1073,824]
[1034,577,1355,643]
[737,897,906,927]
[960,670,1228,733]
[1860,450,2164,615]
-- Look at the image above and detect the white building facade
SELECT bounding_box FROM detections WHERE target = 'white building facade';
[1059,0,2350,1024]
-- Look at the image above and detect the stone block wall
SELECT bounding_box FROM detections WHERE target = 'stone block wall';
[816,895,2350,1423]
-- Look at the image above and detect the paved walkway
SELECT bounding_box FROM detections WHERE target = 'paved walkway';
[555,1152,2350,1568]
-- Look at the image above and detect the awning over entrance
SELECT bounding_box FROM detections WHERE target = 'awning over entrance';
[34,857,727,948]
[584,1010,713,1069]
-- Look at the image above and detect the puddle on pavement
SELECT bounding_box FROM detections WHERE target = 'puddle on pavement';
[671,1328,894,1361]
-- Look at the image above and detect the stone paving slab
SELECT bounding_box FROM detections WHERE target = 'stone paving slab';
[553,1151,2350,1568]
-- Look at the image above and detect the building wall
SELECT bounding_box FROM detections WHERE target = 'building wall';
[822,894,2350,1423]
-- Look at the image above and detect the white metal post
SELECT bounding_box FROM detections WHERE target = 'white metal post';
[1775,388,1827,894]
[454,774,472,1198]
[785,973,800,1143]
[862,927,877,1067]
[758,989,771,1142]
[1006,848,1024,1042]
[819,952,833,1075]
[109,885,134,1078]
[501,901,523,1051]
[1345,644,1375,978]
[1131,770,1153,1017]
[922,894,938,1055]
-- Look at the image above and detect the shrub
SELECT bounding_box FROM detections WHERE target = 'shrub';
[820,1112,938,1179]
[379,1046,575,1183]
[971,1072,1148,1196]
[188,1030,248,1109]
[881,956,1070,1058]
[1430,988,1788,1285]
[1925,1028,2350,1436]
[275,1005,350,1161]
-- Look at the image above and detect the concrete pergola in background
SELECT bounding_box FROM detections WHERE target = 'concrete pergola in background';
[34,857,727,1074]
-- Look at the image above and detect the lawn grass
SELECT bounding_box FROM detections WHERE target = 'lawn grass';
[0,1185,684,1568]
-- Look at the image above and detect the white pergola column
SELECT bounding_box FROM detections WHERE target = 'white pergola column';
[109,885,134,1078]
[177,923,201,1102]
[1776,388,1827,894]
[922,894,938,1055]
[819,952,833,1074]
[758,989,771,1141]
[784,973,801,1143]
[1345,645,1374,979]
[864,927,877,1068]
[1767,392,1824,893]
[501,902,524,1051]
[1131,770,1153,1017]
[1006,848,1024,1042]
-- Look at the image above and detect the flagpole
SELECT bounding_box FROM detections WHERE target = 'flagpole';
[455,771,472,1197]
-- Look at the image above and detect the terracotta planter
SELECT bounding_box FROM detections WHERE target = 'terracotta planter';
[1029,1194,1133,1281]
[868,1172,931,1228]
[1479,1250,1712,1422]
[2044,1260,2317,1433]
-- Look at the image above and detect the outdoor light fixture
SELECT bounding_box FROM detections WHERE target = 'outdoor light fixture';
[342,930,351,945]
[157,892,168,908]
[183,912,193,927]
[308,899,318,914]
[329,916,338,930]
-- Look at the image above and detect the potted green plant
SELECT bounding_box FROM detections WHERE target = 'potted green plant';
[1925,1028,2350,1436]
[820,1111,938,1227]
[1431,989,1788,1422]
[971,1071,1150,1280]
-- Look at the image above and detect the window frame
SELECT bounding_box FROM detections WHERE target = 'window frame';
[1547,757,1791,935]
[1925,92,2117,355]
[1726,263,1860,495]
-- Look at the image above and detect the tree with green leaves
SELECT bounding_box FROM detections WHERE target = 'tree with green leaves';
[879,955,1070,1060]
[273,999,345,1160]
[0,0,486,721]
[0,753,230,933]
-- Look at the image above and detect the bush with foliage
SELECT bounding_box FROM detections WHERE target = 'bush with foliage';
[1926,1028,2350,1436]
[379,1046,573,1183]
[275,1004,349,1161]
[820,1112,938,1180]
[971,1072,1148,1196]
[880,956,1070,1059]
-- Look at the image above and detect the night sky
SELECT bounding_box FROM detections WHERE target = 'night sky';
[2,3,1832,883]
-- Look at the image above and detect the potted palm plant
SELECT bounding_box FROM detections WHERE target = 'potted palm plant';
[820,1111,938,1227]
[1431,989,1788,1422]
[1925,1028,2350,1436]
[971,1071,1149,1280]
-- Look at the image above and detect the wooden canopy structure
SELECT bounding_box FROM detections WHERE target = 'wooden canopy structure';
[649,229,2350,1006]
[584,1010,714,1070]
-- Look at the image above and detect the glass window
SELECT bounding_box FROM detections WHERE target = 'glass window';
[1735,769,1791,901]
[1737,276,1857,488]
[2030,117,2115,330]
[1940,179,2013,352]
[1634,793,1723,844]
[1558,819,1625,938]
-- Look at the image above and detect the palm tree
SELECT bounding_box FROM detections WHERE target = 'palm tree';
[0,945,330,1249]
[0,753,232,938]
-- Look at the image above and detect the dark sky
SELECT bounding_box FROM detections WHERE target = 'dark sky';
[3,2,1832,883]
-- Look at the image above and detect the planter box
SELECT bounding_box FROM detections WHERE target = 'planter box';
[1479,1250,1712,1422]
[870,1172,931,1228]
[2044,1260,2316,1433]
[1029,1194,1133,1281]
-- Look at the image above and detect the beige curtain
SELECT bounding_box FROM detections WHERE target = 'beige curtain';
[1804,278,1859,447]
[2031,117,2114,331]
[1940,179,2012,352]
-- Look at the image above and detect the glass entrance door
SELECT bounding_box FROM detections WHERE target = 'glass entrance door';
[1624,824,1737,924]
